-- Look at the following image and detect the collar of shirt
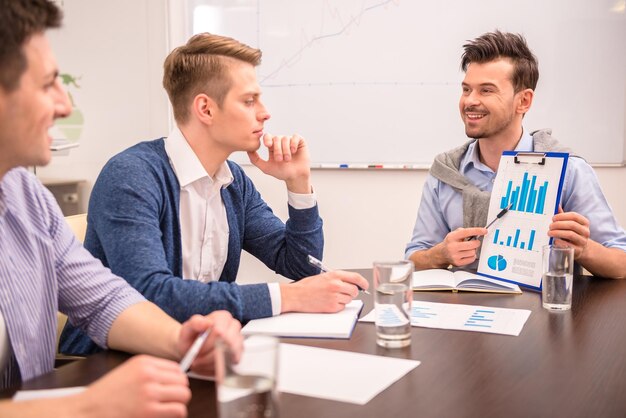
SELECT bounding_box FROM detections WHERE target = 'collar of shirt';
[461,128,533,176]
[163,126,234,189]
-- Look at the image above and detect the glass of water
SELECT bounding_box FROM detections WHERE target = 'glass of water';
[216,335,279,418]
[373,260,413,348]
[542,245,575,311]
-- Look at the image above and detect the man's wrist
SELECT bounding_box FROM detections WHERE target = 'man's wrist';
[278,283,300,313]
[428,244,449,269]
[285,176,311,194]
[171,323,184,360]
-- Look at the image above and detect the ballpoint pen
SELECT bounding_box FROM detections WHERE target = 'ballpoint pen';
[466,202,514,241]
[307,254,371,295]
[179,329,210,372]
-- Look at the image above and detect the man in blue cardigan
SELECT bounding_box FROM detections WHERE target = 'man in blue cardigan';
[60,33,368,355]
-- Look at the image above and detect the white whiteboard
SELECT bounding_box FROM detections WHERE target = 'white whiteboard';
[177,0,626,165]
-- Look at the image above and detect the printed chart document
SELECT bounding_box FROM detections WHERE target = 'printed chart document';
[189,343,420,405]
[412,269,521,294]
[242,300,363,338]
[360,301,531,336]
[477,151,568,290]
[279,343,419,404]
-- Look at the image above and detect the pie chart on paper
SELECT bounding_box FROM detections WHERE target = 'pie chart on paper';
[487,255,507,271]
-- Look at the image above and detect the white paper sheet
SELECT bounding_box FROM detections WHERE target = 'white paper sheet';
[189,343,420,405]
[360,301,530,336]
[242,300,363,338]
[278,343,419,405]
[13,386,86,401]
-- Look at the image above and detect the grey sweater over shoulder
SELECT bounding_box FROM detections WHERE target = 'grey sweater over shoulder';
[429,129,573,228]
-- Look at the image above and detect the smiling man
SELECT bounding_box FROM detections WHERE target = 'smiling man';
[405,31,626,279]
[60,32,368,355]
[0,1,243,416]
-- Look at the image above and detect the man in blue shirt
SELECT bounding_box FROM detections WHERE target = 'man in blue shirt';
[60,32,368,355]
[0,1,242,415]
[406,31,626,279]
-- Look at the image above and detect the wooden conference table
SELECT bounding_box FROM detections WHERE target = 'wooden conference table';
[3,270,626,417]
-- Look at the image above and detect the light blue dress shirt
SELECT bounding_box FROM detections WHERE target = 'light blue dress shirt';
[0,168,145,389]
[406,130,626,259]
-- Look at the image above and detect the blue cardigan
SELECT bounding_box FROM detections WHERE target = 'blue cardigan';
[60,139,323,355]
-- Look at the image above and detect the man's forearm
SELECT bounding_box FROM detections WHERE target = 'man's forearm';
[577,240,626,279]
[107,301,181,360]
[409,244,450,270]
[0,396,81,418]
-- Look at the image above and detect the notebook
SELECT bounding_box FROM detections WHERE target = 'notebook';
[241,300,364,339]
[412,269,521,294]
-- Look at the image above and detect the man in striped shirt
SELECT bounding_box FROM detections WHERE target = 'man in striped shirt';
[0,1,243,416]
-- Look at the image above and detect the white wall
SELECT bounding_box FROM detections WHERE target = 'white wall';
[38,1,626,285]
[38,0,170,203]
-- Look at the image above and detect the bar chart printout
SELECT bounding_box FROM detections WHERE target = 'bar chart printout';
[360,302,531,335]
[465,309,495,329]
[500,172,549,215]
[493,228,537,251]
[364,302,531,336]
[478,152,569,290]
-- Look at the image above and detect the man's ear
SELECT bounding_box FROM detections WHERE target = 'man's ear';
[517,88,534,115]
[192,93,216,125]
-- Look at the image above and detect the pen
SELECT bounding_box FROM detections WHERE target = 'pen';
[466,203,514,241]
[307,254,371,295]
[179,329,210,372]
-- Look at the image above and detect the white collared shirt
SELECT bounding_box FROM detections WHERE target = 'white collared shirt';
[165,128,233,283]
[164,127,317,315]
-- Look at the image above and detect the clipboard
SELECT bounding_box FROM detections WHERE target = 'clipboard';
[476,151,569,291]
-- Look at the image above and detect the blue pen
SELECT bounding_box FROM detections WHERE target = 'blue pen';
[307,255,371,295]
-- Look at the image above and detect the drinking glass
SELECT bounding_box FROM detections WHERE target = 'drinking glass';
[542,245,574,310]
[373,260,413,348]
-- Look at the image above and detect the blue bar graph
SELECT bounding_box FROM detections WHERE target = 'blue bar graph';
[493,228,537,251]
[500,173,549,215]
[465,309,495,328]
[411,306,437,319]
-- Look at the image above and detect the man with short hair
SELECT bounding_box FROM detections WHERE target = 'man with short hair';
[60,32,368,355]
[406,31,626,279]
[0,1,242,415]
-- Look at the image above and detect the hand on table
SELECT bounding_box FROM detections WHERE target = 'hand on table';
[280,270,369,313]
[80,355,190,418]
[176,311,243,376]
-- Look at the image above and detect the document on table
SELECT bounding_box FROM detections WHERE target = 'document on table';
[189,343,419,405]
[360,301,530,336]
[278,343,419,404]
[242,300,363,338]
[13,386,86,401]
